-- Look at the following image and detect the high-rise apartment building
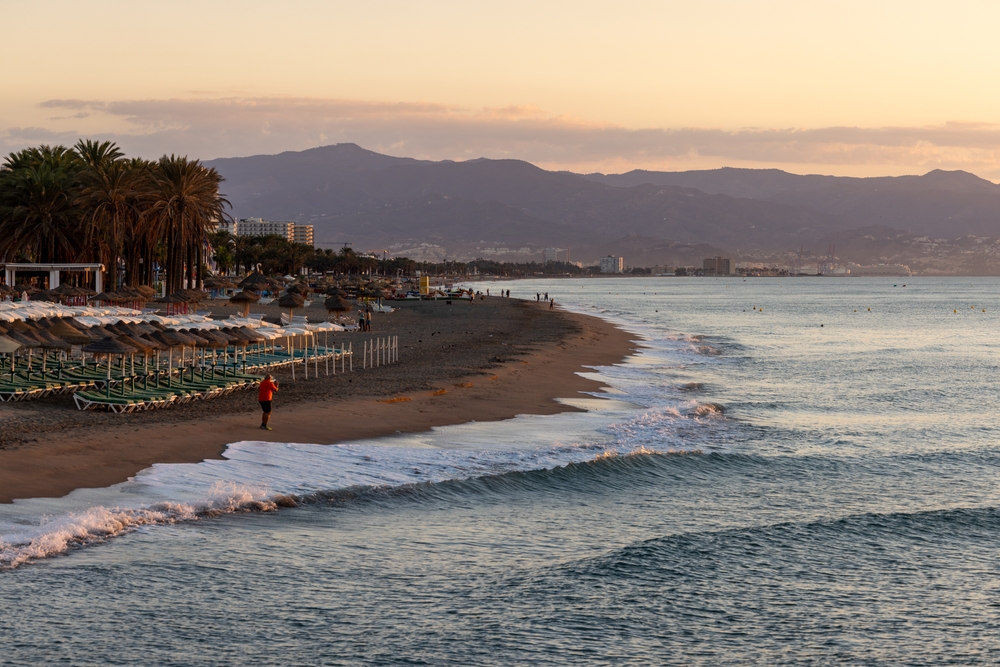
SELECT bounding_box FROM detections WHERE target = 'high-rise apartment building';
[292,224,314,246]
[231,218,315,247]
[703,257,731,275]
[600,255,624,274]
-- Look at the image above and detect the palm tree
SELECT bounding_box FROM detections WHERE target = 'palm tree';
[120,158,157,286]
[77,149,139,289]
[145,155,230,293]
[207,229,236,274]
[0,146,84,263]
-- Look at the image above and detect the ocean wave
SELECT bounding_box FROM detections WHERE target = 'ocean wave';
[0,440,699,571]
[0,483,276,570]
[691,402,726,417]
[570,505,1000,580]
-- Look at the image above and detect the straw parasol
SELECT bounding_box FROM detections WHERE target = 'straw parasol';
[277,292,306,320]
[205,276,237,290]
[30,290,61,303]
[324,295,351,315]
[0,335,22,354]
[83,336,139,397]
[228,290,260,317]
[0,334,21,381]
[239,270,271,292]
[47,320,92,346]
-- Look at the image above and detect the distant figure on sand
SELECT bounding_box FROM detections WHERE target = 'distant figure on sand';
[259,374,278,430]
[550,298,555,310]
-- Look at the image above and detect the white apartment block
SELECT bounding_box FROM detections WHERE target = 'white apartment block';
[600,255,624,274]
[233,218,315,247]
[292,224,314,246]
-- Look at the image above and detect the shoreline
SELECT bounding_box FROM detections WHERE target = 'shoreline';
[0,300,636,503]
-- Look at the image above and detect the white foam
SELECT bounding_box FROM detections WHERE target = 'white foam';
[1,294,722,570]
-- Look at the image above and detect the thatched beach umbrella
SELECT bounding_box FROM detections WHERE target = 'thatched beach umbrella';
[229,290,260,317]
[83,336,135,397]
[155,292,190,315]
[204,276,236,289]
[324,295,351,316]
[0,334,22,382]
[277,292,306,321]
[48,320,92,346]
[30,289,61,303]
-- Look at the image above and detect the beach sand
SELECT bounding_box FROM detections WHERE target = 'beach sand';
[0,298,635,503]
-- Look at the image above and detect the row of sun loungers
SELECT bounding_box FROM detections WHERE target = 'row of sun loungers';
[73,368,265,413]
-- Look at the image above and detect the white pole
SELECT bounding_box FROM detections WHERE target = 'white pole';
[304,335,308,380]
[290,337,295,381]
[363,340,367,369]
[349,342,352,371]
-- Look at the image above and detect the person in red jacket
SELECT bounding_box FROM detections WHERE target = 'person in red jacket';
[258,374,278,430]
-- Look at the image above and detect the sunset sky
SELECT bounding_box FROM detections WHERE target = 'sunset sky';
[4,0,1000,178]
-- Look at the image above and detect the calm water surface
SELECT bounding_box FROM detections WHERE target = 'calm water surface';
[4,277,1000,665]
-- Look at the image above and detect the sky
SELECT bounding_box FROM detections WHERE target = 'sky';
[4,0,1000,178]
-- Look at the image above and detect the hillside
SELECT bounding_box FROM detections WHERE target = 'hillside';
[585,167,1000,238]
[206,144,1000,269]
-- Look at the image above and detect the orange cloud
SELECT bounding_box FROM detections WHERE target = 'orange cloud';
[12,98,1000,180]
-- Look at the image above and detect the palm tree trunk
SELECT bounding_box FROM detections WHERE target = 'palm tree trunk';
[196,239,203,289]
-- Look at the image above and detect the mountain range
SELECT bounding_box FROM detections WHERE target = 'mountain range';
[205,144,1000,270]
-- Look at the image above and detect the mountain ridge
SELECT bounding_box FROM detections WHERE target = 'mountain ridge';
[204,144,1000,266]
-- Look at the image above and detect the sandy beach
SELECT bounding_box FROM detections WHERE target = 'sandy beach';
[0,298,634,503]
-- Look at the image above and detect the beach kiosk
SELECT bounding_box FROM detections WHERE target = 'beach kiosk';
[1,263,104,293]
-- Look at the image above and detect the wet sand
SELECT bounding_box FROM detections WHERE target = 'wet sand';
[0,298,635,503]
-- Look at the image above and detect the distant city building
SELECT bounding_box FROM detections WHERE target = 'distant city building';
[543,247,570,264]
[846,263,912,276]
[703,257,731,275]
[292,224,314,246]
[650,265,673,275]
[600,255,624,274]
[214,219,237,235]
[232,218,314,247]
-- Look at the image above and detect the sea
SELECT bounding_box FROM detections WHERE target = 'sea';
[3,276,1000,665]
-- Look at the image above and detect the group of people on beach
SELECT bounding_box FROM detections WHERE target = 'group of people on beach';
[536,292,555,310]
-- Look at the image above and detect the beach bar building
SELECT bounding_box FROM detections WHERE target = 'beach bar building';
[1,262,105,292]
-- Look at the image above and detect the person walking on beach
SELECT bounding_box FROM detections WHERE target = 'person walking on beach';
[259,374,278,430]
[550,298,555,310]
[365,308,372,331]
